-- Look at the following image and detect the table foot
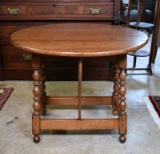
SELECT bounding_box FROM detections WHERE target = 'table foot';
[119,135,126,143]
[33,135,40,143]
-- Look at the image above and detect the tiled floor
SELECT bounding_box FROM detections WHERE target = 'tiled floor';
[0,34,160,154]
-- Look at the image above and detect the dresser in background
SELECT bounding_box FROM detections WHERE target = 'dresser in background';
[0,0,120,80]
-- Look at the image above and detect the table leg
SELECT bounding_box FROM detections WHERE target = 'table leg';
[39,63,46,115]
[118,55,127,143]
[32,53,43,143]
[112,61,120,116]
[30,54,127,143]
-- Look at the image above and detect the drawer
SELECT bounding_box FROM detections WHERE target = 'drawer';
[0,1,114,20]
[0,25,27,44]
[2,46,32,67]
[2,46,113,68]
[0,21,54,45]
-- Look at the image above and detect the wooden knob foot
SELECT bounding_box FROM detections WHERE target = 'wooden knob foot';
[33,135,40,143]
[119,135,126,143]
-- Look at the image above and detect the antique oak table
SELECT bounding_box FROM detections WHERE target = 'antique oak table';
[11,23,148,143]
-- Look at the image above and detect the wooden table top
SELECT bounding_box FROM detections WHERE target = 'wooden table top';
[11,23,148,57]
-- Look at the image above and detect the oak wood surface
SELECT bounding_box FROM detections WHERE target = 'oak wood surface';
[40,119,119,130]
[46,96,112,106]
[11,23,148,57]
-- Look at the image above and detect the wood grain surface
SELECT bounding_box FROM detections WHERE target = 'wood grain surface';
[11,23,148,57]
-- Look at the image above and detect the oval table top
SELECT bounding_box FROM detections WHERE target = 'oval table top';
[11,23,148,57]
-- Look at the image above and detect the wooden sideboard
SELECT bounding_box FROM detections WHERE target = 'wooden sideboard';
[0,0,120,80]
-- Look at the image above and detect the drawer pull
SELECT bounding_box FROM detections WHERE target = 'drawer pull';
[90,8,101,15]
[23,54,32,61]
[8,8,20,15]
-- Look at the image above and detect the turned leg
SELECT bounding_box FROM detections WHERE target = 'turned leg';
[39,63,46,115]
[112,61,120,116]
[32,54,43,143]
[118,55,127,143]
[118,68,127,143]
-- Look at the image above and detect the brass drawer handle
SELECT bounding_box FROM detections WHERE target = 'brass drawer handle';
[8,8,20,15]
[90,8,101,15]
[23,54,32,61]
